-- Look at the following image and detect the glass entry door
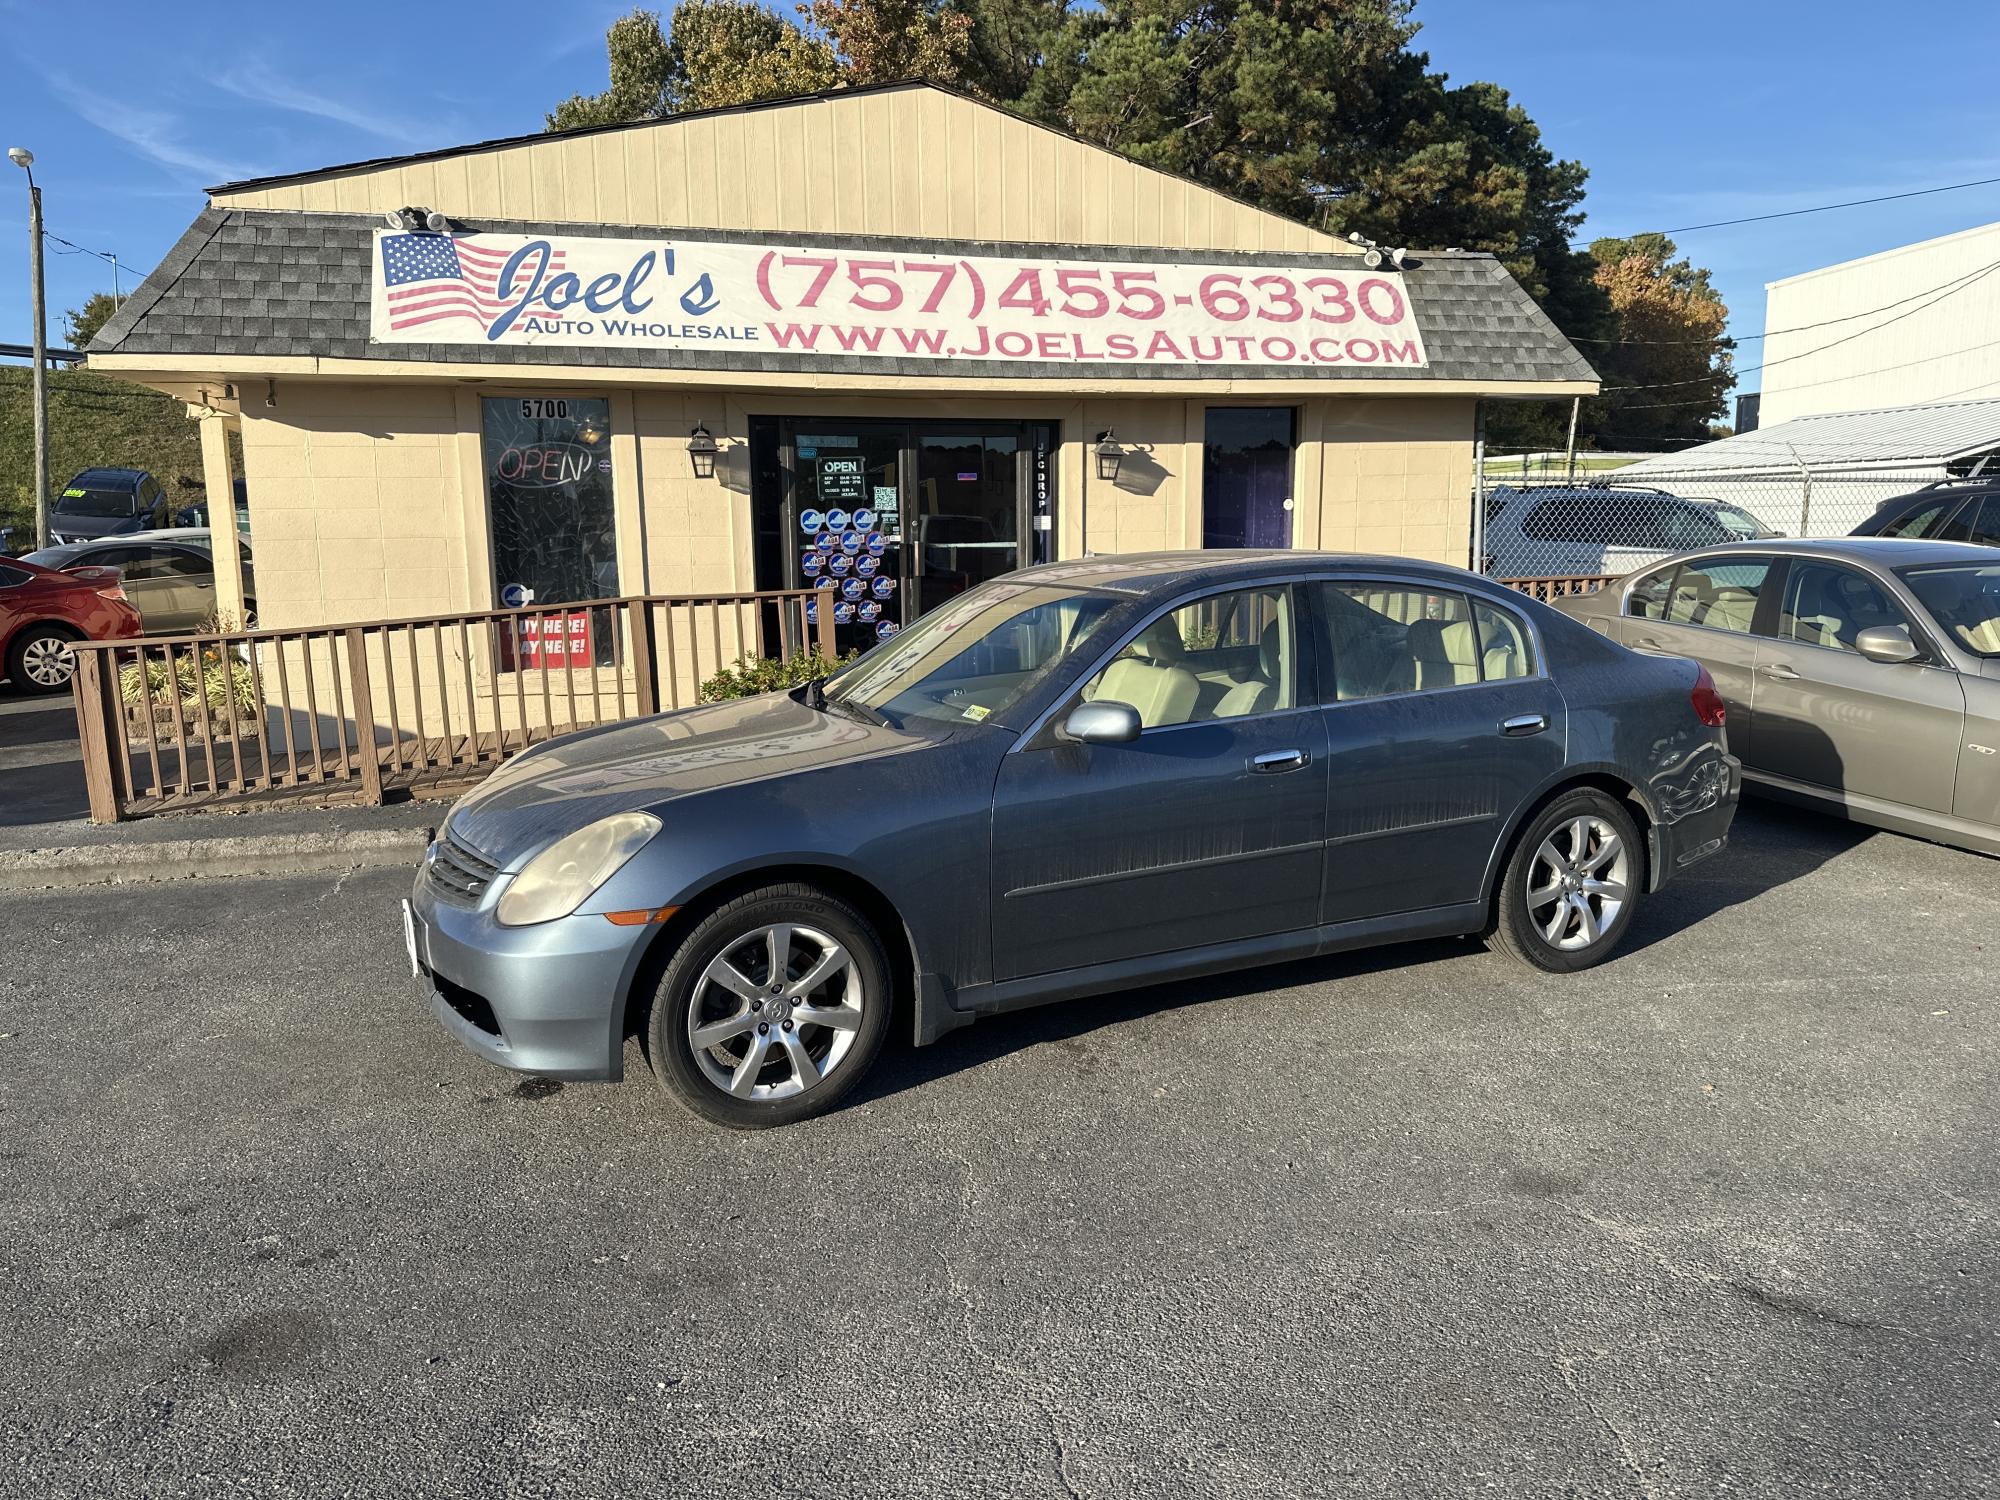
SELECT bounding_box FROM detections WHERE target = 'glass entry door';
[773,420,1042,652]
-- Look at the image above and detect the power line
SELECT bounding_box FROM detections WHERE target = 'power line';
[1655,173,2000,234]
[1601,257,2000,394]
[1566,255,2000,346]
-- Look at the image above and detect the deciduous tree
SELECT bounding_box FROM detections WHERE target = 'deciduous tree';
[1582,233,1733,445]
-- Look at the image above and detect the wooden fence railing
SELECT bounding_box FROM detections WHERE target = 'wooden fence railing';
[66,573,1612,824]
[1498,574,1614,602]
[68,589,831,822]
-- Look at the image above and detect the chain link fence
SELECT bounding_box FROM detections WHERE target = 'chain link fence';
[1473,463,1949,580]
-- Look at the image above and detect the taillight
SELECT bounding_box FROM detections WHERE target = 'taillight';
[1691,664,1726,727]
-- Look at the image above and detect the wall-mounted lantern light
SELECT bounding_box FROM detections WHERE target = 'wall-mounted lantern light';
[687,423,719,480]
[1093,429,1124,483]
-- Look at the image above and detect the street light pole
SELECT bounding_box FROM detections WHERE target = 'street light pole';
[8,146,48,549]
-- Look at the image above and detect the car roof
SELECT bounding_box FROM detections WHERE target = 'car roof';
[69,468,148,486]
[66,527,222,548]
[1689,536,2000,567]
[1013,549,1486,597]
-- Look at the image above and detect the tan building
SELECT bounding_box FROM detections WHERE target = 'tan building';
[86,81,1595,652]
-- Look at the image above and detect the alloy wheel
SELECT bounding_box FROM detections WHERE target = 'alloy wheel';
[20,635,74,688]
[1525,815,1630,952]
[686,922,865,1101]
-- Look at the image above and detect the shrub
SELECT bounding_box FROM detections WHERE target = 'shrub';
[698,647,855,703]
[119,647,259,721]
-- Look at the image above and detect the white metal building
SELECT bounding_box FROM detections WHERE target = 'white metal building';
[1759,219,2000,426]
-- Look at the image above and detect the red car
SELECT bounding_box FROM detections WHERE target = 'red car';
[0,554,142,694]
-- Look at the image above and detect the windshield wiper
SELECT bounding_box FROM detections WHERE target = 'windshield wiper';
[805,673,829,710]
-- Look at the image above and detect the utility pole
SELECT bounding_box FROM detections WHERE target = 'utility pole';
[8,147,48,549]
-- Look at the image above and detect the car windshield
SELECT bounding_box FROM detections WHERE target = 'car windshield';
[54,485,137,518]
[827,581,1120,729]
[1709,503,1767,539]
[1900,562,2000,657]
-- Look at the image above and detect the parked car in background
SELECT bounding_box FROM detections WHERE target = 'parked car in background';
[1484,483,1780,578]
[1851,477,2000,546]
[173,478,252,534]
[407,551,1738,1129]
[0,553,142,694]
[22,529,255,632]
[1555,537,2000,856]
[48,468,171,544]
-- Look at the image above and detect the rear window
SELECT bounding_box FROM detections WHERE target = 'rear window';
[0,563,28,589]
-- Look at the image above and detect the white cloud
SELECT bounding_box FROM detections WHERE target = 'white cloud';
[47,73,253,185]
[212,60,460,148]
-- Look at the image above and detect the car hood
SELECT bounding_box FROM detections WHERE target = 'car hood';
[49,514,141,542]
[443,691,933,868]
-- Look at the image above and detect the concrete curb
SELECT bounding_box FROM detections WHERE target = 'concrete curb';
[0,827,433,891]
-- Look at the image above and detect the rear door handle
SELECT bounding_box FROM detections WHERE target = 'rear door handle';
[1759,663,1802,681]
[1250,748,1310,773]
[1500,713,1548,737]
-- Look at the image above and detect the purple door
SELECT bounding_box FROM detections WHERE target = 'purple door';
[1202,408,1295,550]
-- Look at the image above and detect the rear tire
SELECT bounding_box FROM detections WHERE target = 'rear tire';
[7,625,78,694]
[1489,788,1642,972]
[647,883,893,1129]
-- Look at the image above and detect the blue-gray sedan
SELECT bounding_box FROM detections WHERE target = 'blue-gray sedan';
[407,552,1739,1128]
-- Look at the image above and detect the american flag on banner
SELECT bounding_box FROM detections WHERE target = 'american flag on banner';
[378,233,566,334]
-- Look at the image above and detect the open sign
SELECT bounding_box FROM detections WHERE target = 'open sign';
[494,443,596,488]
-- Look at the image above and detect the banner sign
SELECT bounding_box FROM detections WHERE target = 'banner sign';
[370,230,1428,371]
[501,611,595,672]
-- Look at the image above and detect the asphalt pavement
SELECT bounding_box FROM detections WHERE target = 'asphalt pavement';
[0,683,88,827]
[2,804,1995,1498]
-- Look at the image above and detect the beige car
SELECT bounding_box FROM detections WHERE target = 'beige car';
[1555,537,2000,856]
[21,528,254,633]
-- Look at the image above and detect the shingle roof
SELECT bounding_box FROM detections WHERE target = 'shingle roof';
[1619,395,2000,477]
[92,208,1597,387]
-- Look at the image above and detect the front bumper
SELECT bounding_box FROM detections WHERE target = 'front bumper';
[406,862,649,1081]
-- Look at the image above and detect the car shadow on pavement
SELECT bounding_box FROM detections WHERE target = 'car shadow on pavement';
[1616,800,1873,958]
[847,801,1875,1113]
[848,936,1472,1112]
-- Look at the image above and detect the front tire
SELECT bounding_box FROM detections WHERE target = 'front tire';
[1489,789,1642,972]
[647,883,892,1129]
[8,625,78,694]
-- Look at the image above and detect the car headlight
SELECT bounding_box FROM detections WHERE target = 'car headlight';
[494,811,661,927]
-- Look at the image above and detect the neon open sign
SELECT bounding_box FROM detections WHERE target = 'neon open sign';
[494,443,596,488]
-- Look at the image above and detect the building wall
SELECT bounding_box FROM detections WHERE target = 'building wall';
[236,382,1476,639]
[1760,219,2000,425]
[211,85,1348,258]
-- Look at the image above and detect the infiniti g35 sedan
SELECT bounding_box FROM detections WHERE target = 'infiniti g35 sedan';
[407,552,1739,1128]
[1556,536,2000,857]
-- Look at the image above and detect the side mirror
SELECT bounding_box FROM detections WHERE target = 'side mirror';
[1061,700,1142,744]
[1854,624,1922,665]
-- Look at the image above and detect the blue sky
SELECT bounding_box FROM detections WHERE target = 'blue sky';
[1,0,1996,394]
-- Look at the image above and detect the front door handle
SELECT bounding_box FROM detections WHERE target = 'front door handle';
[1759,663,1802,681]
[1500,713,1548,737]
[1250,748,1310,774]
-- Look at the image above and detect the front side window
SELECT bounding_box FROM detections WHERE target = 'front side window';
[829,582,1118,729]
[1081,586,1296,728]
[1901,563,2000,656]
[1661,559,1769,634]
[1779,562,1910,653]
[1319,584,1497,700]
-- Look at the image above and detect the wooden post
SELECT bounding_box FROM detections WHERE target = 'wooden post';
[70,650,126,823]
[627,599,659,716]
[814,594,837,659]
[345,627,385,806]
